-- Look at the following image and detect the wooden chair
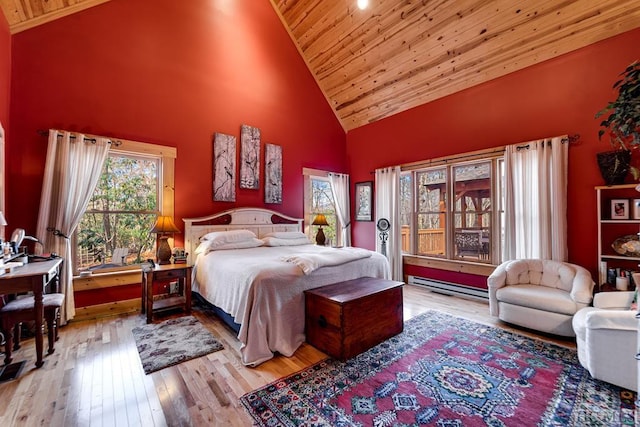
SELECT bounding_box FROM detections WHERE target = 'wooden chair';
[454,230,484,258]
[0,293,65,365]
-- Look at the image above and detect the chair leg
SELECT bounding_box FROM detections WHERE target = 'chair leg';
[12,322,21,351]
[3,325,14,366]
[45,309,56,355]
[55,309,60,342]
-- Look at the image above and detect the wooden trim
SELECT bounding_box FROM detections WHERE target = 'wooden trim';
[401,146,505,171]
[72,298,140,322]
[404,255,496,277]
[594,183,638,190]
[9,0,113,34]
[302,167,330,177]
[73,270,141,292]
[113,139,177,159]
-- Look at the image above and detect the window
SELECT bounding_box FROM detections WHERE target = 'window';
[74,140,176,274]
[401,156,504,264]
[303,169,343,247]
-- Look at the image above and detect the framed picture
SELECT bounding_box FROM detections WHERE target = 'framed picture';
[240,124,260,189]
[212,132,236,202]
[264,143,282,204]
[633,199,640,220]
[611,199,629,219]
[355,181,373,221]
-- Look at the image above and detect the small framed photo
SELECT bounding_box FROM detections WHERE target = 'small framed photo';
[633,199,640,220]
[611,199,629,219]
[355,181,373,221]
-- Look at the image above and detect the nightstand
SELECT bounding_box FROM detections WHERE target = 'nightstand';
[141,264,192,323]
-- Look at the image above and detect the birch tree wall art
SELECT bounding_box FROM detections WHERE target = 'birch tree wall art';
[240,124,260,189]
[213,132,236,202]
[264,143,282,204]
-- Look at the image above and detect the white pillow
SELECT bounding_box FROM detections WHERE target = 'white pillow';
[199,230,257,246]
[195,240,210,254]
[263,231,307,240]
[262,236,312,247]
[205,238,264,252]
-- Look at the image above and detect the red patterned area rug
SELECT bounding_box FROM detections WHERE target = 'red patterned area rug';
[241,310,636,426]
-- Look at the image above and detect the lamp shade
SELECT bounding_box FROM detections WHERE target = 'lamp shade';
[0,211,6,227]
[312,214,329,226]
[150,216,180,234]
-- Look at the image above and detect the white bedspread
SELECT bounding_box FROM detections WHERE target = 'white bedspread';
[192,244,390,366]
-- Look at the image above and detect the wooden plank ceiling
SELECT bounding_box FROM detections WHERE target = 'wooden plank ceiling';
[2,1,640,131]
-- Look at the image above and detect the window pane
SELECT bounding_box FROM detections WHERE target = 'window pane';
[310,178,337,246]
[88,156,158,212]
[453,162,491,262]
[76,213,157,270]
[417,168,446,256]
[416,213,445,256]
[399,173,412,253]
[417,169,446,213]
[76,153,160,271]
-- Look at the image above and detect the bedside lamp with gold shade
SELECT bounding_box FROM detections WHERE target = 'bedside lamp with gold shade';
[150,215,180,265]
[311,214,329,246]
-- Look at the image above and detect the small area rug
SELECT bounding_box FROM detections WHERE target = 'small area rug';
[241,310,636,426]
[132,315,223,374]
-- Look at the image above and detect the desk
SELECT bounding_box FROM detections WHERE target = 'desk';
[0,258,63,368]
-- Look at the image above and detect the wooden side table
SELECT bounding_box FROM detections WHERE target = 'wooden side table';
[141,264,192,323]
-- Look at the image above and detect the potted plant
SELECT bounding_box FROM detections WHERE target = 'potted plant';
[595,61,640,184]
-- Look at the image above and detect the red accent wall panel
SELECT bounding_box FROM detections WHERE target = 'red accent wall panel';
[348,28,640,284]
[8,0,346,244]
[74,283,140,307]
[0,10,9,148]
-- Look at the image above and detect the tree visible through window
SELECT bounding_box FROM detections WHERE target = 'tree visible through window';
[75,154,159,272]
[310,178,337,246]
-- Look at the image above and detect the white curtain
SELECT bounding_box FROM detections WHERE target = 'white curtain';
[328,172,351,247]
[503,135,568,261]
[36,130,111,323]
[375,166,402,281]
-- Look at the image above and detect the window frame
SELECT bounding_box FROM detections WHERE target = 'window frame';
[401,150,504,266]
[303,168,344,247]
[72,138,176,275]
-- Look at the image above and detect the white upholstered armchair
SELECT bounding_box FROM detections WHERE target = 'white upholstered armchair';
[572,291,637,391]
[487,259,595,337]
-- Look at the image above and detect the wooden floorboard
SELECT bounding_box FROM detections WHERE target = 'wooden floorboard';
[0,284,577,426]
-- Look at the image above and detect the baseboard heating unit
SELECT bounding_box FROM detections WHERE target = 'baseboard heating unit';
[408,275,488,301]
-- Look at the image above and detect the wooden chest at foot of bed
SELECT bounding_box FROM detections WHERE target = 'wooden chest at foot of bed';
[304,277,404,360]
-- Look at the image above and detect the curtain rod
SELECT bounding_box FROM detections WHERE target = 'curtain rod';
[37,129,122,146]
[373,133,581,173]
[516,133,580,151]
[397,146,507,172]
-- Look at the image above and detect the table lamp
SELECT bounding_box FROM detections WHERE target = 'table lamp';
[312,214,329,246]
[150,215,180,264]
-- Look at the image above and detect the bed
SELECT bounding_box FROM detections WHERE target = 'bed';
[183,207,390,366]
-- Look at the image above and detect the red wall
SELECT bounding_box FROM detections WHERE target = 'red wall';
[8,0,345,242]
[347,28,640,283]
[0,10,9,140]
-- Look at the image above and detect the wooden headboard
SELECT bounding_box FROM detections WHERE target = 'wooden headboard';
[183,207,303,264]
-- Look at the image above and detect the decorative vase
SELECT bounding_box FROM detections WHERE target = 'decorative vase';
[597,150,631,185]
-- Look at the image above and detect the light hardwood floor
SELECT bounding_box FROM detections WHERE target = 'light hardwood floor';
[0,285,576,426]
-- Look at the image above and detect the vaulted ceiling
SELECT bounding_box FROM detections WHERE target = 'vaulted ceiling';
[2,0,640,131]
